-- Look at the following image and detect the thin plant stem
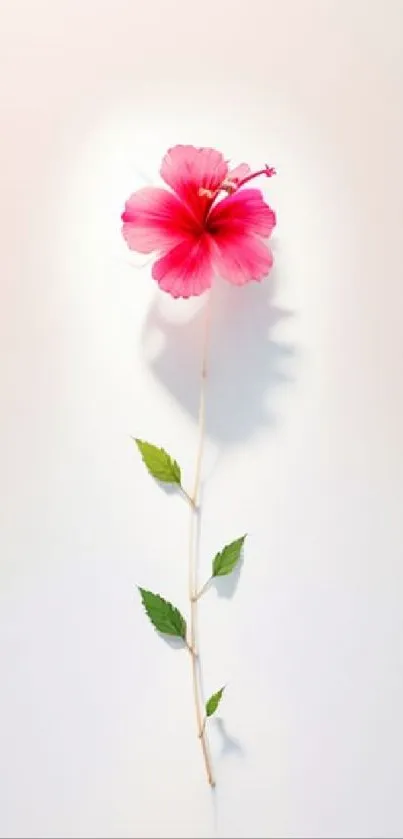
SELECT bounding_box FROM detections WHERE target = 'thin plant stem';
[185,639,197,656]
[188,295,215,787]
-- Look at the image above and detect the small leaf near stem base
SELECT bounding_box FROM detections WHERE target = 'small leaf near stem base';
[205,686,225,718]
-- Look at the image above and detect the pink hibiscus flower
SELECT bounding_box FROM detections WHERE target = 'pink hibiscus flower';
[121,145,276,298]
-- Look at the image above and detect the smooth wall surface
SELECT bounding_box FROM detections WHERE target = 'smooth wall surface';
[1,1,403,836]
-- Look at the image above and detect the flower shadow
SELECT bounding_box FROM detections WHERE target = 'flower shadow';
[141,266,295,447]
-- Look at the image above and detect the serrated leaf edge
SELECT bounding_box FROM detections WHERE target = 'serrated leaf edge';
[137,586,187,640]
[212,534,247,577]
[133,437,182,485]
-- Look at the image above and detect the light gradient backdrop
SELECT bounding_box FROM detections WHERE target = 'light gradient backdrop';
[1,1,403,837]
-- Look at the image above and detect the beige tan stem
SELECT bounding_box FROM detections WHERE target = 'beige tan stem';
[188,295,215,787]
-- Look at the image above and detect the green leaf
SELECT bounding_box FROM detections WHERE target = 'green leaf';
[206,686,225,717]
[212,535,247,577]
[134,439,181,485]
[138,588,186,639]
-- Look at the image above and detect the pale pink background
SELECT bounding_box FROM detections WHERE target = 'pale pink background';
[1,1,403,837]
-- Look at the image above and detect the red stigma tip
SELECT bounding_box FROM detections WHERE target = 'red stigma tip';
[237,165,277,189]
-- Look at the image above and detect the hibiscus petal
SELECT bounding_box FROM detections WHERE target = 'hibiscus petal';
[152,236,213,298]
[208,188,276,238]
[121,186,196,254]
[212,231,273,286]
[160,145,228,220]
[227,162,251,184]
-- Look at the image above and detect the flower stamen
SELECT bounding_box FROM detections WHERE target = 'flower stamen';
[220,179,238,194]
[198,187,216,199]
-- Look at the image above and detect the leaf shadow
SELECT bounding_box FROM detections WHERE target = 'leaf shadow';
[213,716,245,759]
[158,634,187,651]
[213,553,244,600]
[155,482,180,501]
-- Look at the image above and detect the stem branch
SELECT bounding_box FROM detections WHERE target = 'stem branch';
[180,485,197,508]
[193,577,212,602]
